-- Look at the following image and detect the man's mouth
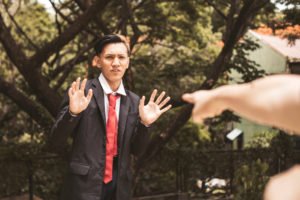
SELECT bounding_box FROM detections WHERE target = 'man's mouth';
[111,69,120,72]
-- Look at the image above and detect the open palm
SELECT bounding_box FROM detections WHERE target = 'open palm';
[139,90,172,126]
[68,78,93,115]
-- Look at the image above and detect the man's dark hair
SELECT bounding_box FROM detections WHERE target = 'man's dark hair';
[94,34,130,56]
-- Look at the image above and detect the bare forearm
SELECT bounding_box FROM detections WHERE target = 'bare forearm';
[216,75,300,134]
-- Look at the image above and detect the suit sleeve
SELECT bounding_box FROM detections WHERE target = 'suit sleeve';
[48,92,82,152]
[130,117,151,158]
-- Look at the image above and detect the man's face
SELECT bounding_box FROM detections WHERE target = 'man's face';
[97,42,129,86]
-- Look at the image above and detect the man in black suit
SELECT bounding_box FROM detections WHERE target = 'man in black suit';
[50,34,171,200]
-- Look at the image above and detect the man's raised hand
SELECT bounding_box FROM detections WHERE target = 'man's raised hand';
[68,78,93,115]
[139,89,172,126]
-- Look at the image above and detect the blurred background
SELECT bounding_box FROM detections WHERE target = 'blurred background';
[0,0,299,199]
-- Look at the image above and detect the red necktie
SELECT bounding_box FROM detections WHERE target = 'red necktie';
[104,94,119,183]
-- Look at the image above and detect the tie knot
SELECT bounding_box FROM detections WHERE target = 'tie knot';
[108,94,119,107]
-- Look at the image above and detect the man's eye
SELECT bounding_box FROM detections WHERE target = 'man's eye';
[106,56,113,59]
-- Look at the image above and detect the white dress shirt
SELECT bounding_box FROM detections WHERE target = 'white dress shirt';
[98,73,126,122]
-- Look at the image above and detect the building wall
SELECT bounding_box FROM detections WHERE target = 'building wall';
[246,32,287,74]
[230,31,288,147]
[234,118,273,146]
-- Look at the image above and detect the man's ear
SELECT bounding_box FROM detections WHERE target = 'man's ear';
[92,55,100,68]
[126,60,130,69]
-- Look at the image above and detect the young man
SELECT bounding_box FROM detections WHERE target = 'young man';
[50,34,172,200]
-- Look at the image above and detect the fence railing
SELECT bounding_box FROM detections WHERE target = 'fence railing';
[1,149,299,200]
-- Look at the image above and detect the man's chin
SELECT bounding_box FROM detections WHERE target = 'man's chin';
[107,75,123,83]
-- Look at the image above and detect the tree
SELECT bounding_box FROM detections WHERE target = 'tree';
[135,0,271,170]
[0,0,110,129]
[2,0,300,198]
[257,0,300,43]
[0,0,295,183]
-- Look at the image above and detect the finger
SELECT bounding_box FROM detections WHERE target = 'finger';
[182,93,194,103]
[149,89,157,103]
[80,78,87,91]
[68,87,73,98]
[159,96,171,108]
[76,77,81,90]
[86,89,93,102]
[139,96,145,109]
[71,81,76,92]
[155,91,165,104]
[160,104,172,114]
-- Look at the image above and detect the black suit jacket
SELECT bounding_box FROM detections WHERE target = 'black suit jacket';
[50,78,149,200]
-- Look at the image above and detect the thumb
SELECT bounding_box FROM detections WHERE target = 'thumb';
[139,96,145,109]
[68,87,73,99]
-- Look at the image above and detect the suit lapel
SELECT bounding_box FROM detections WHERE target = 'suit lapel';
[91,78,106,129]
[92,78,130,147]
[118,93,130,145]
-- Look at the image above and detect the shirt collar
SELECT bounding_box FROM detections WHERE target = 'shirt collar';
[98,73,126,96]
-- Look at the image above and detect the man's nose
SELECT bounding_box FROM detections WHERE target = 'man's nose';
[112,57,120,66]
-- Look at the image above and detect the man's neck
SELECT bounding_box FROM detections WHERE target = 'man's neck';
[99,73,126,96]
[108,80,121,92]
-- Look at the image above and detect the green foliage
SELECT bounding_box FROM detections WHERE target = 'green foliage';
[228,36,266,83]
[269,132,295,171]
[233,131,295,199]
[233,159,269,200]
[134,122,202,195]
[14,2,57,49]
[277,0,300,26]
[245,130,278,149]
[284,8,300,25]
[0,1,57,135]
[0,0,298,199]
[131,1,220,97]
[0,139,66,199]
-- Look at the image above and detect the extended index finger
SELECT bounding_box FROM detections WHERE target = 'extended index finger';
[182,93,195,104]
